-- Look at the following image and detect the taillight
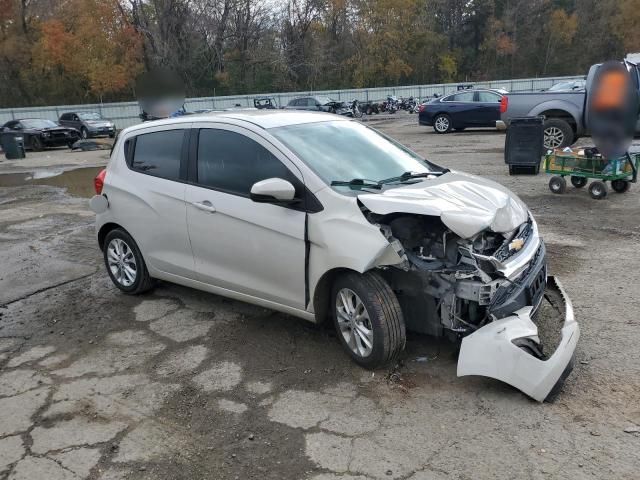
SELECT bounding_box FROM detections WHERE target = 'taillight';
[94,168,106,195]
[500,96,508,114]
[418,104,426,113]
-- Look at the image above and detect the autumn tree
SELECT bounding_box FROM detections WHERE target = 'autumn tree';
[33,0,143,102]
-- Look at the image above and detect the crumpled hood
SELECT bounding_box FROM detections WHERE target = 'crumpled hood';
[358,172,529,238]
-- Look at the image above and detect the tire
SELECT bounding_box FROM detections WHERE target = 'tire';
[611,179,630,193]
[354,107,363,118]
[433,114,452,134]
[548,176,567,194]
[31,136,44,152]
[588,180,607,199]
[103,228,155,295]
[81,127,89,139]
[366,107,373,115]
[543,118,574,149]
[332,271,405,369]
[570,176,587,188]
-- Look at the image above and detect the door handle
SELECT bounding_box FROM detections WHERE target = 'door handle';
[192,200,216,213]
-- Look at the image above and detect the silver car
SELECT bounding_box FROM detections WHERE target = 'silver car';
[90,111,578,401]
[59,111,116,139]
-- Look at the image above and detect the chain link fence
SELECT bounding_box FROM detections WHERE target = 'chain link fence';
[0,75,584,130]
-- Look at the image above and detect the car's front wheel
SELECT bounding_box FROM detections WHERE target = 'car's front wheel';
[332,271,405,368]
[103,228,155,294]
[31,136,44,151]
[433,114,452,133]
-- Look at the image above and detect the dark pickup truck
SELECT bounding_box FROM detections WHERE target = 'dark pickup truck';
[500,62,640,148]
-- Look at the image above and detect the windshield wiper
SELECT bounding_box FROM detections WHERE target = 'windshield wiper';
[330,179,382,189]
[377,170,449,185]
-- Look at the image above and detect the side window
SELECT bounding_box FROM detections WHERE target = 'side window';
[477,91,501,102]
[197,129,299,196]
[131,129,185,181]
[307,98,317,107]
[452,91,474,102]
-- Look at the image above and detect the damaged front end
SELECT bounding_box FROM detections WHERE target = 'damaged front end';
[362,207,579,401]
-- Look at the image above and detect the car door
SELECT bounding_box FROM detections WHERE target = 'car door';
[70,114,82,131]
[185,124,307,309]
[474,91,502,126]
[442,91,476,127]
[116,126,195,278]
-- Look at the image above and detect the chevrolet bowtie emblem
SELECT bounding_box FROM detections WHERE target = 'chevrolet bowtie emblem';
[509,238,525,251]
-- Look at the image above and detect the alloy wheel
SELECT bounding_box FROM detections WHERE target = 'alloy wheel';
[106,238,137,287]
[544,127,564,149]
[435,116,449,132]
[335,288,374,358]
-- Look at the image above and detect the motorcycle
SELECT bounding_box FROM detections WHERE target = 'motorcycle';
[347,99,363,118]
[382,95,399,114]
[328,99,363,118]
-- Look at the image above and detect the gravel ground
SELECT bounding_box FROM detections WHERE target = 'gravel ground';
[0,115,639,480]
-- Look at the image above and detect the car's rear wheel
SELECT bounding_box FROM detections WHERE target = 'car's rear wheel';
[433,114,452,134]
[543,118,574,149]
[332,271,405,369]
[81,127,89,139]
[103,228,154,294]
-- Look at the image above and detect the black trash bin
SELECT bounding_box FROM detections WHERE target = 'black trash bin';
[505,116,544,175]
[0,130,26,160]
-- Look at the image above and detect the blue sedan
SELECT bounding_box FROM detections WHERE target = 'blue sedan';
[418,89,507,133]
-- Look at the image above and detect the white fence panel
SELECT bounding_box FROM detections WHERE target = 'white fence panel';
[0,75,584,130]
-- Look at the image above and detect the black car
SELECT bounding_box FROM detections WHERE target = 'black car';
[1,119,80,151]
[253,97,278,109]
[418,89,507,133]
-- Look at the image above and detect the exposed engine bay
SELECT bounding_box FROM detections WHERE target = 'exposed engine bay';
[364,208,547,343]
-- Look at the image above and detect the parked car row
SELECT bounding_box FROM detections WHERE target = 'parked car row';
[1,112,116,151]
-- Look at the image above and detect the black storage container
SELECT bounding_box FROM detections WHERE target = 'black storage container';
[504,116,544,174]
[1,130,26,160]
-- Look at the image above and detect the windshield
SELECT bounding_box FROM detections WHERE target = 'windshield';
[78,112,102,120]
[270,121,438,191]
[21,119,58,129]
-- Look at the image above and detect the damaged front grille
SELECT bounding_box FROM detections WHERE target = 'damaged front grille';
[489,242,547,319]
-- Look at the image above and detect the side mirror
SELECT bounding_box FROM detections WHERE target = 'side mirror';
[250,178,297,204]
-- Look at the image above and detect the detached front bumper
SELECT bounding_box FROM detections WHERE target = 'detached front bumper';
[457,276,579,402]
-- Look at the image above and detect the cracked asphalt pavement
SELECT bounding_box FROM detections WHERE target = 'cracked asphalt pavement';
[1,117,639,479]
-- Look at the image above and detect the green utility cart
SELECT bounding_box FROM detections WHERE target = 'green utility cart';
[544,151,639,199]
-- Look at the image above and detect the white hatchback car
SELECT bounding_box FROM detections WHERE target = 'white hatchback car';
[91,111,579,401]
